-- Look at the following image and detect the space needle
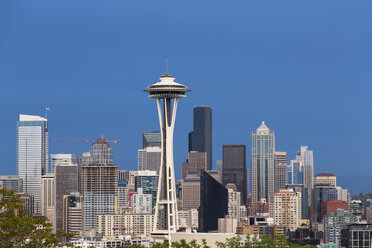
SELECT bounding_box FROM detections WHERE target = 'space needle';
[144,68,190,240]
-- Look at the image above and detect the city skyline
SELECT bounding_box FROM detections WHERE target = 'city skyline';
[1,1,372,194]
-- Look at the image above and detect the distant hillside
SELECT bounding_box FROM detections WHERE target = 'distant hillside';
[351,192,372,207]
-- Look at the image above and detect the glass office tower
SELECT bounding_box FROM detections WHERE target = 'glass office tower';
[251,121,275,204]
[17,114,49,215]
[189,106,212,170]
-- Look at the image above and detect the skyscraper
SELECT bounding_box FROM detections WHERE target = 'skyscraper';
[222,145,247,205]
[41,173,55,232]
[251,121,275,204]
[144,71,190,239]
[138,146,161,173]
[55,162,79,232]
[134,170,159,207]
[311,183,337,224]
[295,146,314,206]
[286,160,304,185]
[226,183,241,221]
[273,189,301,231]
[181,151,207,179]
[189,106,212,170]
[17,114,49,215]
[181,172,200,210]
[199,170,228,232]
[63,192,82,237]
[0,175,22,192]
[275,151,287,191]
[50,153,76,174]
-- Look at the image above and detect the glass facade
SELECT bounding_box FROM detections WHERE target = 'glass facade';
[287,160,304,185]
[312,184,337,223]
[134,172,159,207]
[55,164,79,232]
[199,170,228,232]
[142,131,161,148]
[222,145,247,205]
[295,146,314,206]
[17,114,48,215]
[189,106,212,170]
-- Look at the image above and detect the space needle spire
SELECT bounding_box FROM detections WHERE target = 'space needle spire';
[144,69,190,240]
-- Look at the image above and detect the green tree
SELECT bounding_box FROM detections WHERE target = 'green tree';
[0,188,72,248]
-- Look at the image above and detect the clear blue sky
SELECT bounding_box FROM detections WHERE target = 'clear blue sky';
[0,1,371,193]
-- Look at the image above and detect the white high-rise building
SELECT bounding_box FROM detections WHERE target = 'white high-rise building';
[17,114,49,215]
[273,189,301,231]
[133,188,153,214]
[50,153,76,174]
[138,146,161,173]
[144,71,190,239]
[226,183,241,221]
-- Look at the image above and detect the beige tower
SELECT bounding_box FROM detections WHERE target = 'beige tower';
[273,189,301,231]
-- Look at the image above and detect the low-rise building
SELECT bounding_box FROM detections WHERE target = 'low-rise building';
[97,214,154,238]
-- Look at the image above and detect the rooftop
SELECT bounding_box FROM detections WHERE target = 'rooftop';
[19,114,47,122]
[315,173,335,177]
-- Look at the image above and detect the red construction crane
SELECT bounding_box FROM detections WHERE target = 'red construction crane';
[56,135,119,163]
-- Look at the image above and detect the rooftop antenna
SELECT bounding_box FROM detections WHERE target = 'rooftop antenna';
[166,58,168,75]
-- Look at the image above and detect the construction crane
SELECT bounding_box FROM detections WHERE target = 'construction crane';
[56,135,119,164]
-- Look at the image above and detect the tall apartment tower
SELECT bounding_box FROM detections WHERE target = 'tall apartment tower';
[251,121,275,204]
[17,114,49,215]
[226,183,241,221]
[222,145,247,205]
[41,173,55,232]
[273,189,301,231]
[189,106,212,170]
[144,71,190,239]
[296,146,314,206]
[275,151,287,191]
[55,162,79,232]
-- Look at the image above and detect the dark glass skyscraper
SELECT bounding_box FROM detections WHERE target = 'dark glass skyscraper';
[311,183,337,224]
[222,145,247,205]
[199,170,227,232]
[189,106,212,170]
[55,163,79,231]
